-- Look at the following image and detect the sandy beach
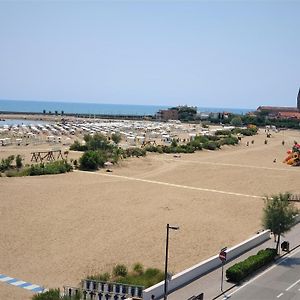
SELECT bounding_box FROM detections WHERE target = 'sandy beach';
[0,126,300,300]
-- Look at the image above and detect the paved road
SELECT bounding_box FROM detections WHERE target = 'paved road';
[227,247,300,300]
[164,222,300,300]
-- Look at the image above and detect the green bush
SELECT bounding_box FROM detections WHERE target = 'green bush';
[27,161,73,176]
[111,133,122,144]
[32,289,60,300]
[194,136,210,143]
[6,168,30,177]
[133,262,144,276]
[113,264,128,277]
[187,139,203,150]
[86,134,113,151]
[232,128,257,136]
[86,263,164,289]
[69,140,87,151]
[215,130,232,136]
[0,155,15,172]
[220,136,239,146]
[226,248,277,282]
[144,145,159,152]
[5,161,72,177]
[125,147,146,157]
[202,141,219,150]
[16,154,23,168]
[87,272,110,282]
[79,150,106,170]
[32,288,81,300]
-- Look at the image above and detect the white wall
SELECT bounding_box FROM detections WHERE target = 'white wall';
[143,230,270,300]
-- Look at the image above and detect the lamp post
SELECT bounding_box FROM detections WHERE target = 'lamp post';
[164,224,179,300]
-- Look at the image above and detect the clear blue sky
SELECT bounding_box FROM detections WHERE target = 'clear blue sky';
[0,1,299,109]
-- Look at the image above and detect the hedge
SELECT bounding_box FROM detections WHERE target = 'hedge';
[226,248,277,282]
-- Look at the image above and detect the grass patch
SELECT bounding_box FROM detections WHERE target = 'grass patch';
[86,263,164,289]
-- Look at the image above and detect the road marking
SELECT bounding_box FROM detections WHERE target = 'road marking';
[286,278,300,291]
[76,171,263,199]
[226,247,300,298]
[277,293,284,298]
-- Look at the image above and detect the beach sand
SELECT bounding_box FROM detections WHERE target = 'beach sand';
[0,128,300,300]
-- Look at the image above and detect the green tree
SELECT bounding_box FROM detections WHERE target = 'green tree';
[262,192,298,253]
[230,116,242,127]
[111,133,122,145]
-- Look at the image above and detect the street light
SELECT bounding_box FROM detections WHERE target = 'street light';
[164,224,179,300]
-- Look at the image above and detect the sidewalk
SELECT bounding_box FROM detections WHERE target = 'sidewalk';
[163,222,300,300]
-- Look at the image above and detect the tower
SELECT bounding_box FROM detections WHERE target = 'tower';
[298,88,300,110]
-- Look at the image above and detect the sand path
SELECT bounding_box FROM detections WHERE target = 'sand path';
[0,129,300,300]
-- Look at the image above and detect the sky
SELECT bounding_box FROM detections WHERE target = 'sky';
[0,1,299,109]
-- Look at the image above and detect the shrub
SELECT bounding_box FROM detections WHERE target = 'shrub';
[187,139,203,151]
[194,136,209,144]
[0,155,15,172]
[202,141,219,150]
[3,161,72,177]
[125,148,146,157]
[171,139,178,147]
[87,272,110,282]
[226,248,277,282]
[144,145,159,152]
[86,264,164,289]
[86,133,112,151]
[28,161,72,176]
[221,136,239,146]
[215,130,232,136]
[111,133,122,145]
[32,288,81,300]
[113,264,128,277]
[69,140,87,151]
[232,128,257,136]
[133,263,144,276]
[79,151,106,170]
[32,289,60,300]
[16,154,23,168]
[6,168,30,177]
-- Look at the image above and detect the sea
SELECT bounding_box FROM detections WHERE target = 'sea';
[0,99,253,116]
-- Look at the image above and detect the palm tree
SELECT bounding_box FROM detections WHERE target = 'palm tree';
[263,192,298,253]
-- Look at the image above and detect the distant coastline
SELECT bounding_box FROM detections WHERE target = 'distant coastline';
[0,99,253,116]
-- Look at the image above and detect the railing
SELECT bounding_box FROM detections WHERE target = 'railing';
[64,279,144,300]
